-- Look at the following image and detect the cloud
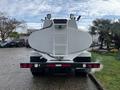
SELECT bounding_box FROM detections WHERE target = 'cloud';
[0,0,120,29]
[78,26,88,32]
[27,23,42,29]
[87,0,120,16]
[1,0,120,18]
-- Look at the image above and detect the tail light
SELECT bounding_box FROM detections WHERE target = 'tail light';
[47,64,56,68]
[62,64,71,68]
[86,63,100,68]
[20,63,33,68]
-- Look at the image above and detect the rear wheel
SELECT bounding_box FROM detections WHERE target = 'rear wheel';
[73,56,91,77]
[30,68,44,76]
[75,69,88,77]
[30,56,45,76]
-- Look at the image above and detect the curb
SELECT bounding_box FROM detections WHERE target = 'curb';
[88,73,105,90]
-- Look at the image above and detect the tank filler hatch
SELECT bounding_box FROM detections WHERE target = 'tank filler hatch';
[53,19,67,30]
[53,19,67,24]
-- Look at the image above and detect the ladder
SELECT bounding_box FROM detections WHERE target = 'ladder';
[53,24,68,56]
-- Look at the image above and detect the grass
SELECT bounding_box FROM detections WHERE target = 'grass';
[91,52,120,90]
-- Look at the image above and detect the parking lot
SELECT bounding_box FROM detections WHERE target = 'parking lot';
[0,48,98,90]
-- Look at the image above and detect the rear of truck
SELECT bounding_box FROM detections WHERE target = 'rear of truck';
[20,51,100,76]
[20,14,100,76]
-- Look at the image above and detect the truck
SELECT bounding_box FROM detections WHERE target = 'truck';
[20,14,100,76]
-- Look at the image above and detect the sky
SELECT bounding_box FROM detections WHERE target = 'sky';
[0,0,120,32]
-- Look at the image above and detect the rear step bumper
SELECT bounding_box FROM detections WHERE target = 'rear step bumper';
[20,62,100,68]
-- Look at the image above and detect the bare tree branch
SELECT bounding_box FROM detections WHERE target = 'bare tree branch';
[0,12,24,42]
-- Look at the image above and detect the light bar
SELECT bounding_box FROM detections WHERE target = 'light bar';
[20,63,100,68]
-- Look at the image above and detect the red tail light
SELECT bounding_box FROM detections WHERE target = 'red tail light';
[86,63,100,68]
[20,63,33,68]
[47,64,56,68]
[62,64,71,68]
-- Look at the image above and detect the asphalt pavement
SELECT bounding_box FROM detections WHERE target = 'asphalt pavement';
[0,48,99,90]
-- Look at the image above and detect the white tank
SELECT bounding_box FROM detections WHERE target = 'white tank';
[28,14,92,56]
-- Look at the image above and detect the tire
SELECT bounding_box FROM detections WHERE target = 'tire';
[75,69,88,77]
[30,68,44,76]
[30,57,45,76]
[73,56,91,77]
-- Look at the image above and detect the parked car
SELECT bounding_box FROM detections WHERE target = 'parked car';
[1,40,17,47]
[0,40,25,48]
[0,41,2,48]
[16,39,25,47]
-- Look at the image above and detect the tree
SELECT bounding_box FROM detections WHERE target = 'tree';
[89,26,97,35]
[0,13,22,42]
[9,31,19,39]
[111,20,120,49]
[90,19,112,50]
[89,26,97,49]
